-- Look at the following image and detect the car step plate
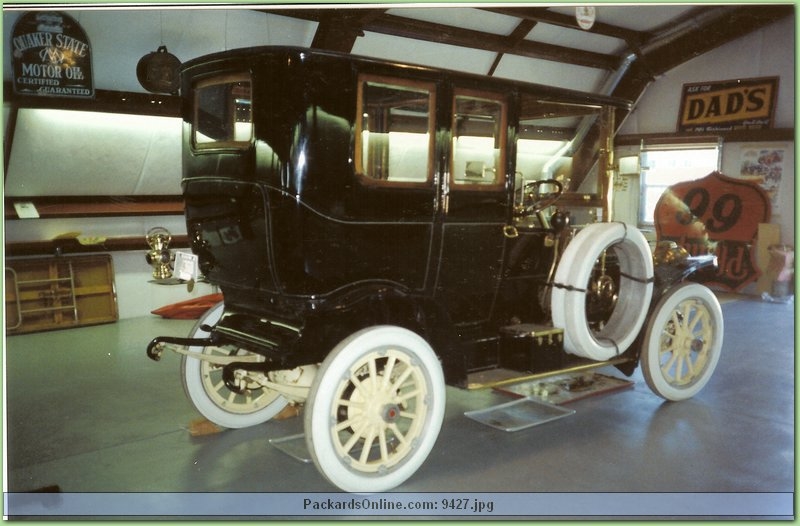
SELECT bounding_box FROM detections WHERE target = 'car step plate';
[269,433,312,463]
[464,397,575,432]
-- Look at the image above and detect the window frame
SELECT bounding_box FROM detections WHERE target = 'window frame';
[354,74,437,188]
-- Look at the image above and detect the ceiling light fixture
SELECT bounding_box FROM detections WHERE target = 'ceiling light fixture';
[575,6,596,31]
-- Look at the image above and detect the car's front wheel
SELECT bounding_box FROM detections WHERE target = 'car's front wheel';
[640,283,724,401]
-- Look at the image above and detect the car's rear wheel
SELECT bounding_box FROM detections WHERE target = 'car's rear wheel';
[305,325,445,492]
[181,302,288,428]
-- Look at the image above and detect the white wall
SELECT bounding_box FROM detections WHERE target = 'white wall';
[5,109,182,196]
[617,16,795,245]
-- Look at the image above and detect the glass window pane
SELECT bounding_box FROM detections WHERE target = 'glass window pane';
[452,93,505,187]
[194,75,252,147]
[514,98,603,209]
[643,185,668,225]
[358,78,432,184]
[640,147,719,224]
[641,149,719,185]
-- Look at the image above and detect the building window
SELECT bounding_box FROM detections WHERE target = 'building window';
[639,144,720,225]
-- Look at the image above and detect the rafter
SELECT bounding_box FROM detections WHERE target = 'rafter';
[612,5,793,104]
[262,8,618,70]
[487,19,537,76]
[482,6,650,50]
[310,9,388,53]
[258,4,793,108]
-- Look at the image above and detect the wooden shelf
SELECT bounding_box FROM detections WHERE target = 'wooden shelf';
[616,128,794,146]
[5,235,190,258]
[5,196,184,219]
[4,83,181,118]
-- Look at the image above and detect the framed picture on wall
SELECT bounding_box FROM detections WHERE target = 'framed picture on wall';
[737,143,787,212]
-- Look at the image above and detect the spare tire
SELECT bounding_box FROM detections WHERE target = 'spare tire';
[551,222,654,361]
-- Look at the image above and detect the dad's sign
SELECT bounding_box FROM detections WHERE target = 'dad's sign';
[654,171,771,291]
[677,77,777,133]
[11,11,94,98]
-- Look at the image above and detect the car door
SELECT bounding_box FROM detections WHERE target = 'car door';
[433,88,511,324]
[336,73,439,292]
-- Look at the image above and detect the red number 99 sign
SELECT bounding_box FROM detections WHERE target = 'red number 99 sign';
[655,171,771,291]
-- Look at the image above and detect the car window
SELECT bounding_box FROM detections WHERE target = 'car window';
[515,98,604,205]
[355,75,435,186]
[193,73,252,149]
[451,90,506,190]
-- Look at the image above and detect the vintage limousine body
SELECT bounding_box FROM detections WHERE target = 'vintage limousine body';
[147,46,723,492]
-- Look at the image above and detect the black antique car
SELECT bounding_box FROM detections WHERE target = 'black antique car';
[147,46,723,492]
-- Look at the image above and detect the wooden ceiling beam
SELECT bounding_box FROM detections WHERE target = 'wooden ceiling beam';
[363,13,617,70]
[487,19,538,76]
[612,4,794,104]
[309,9,387,53]
[260,5,792,105]
[260,8,617,70]
[483,6,650,49]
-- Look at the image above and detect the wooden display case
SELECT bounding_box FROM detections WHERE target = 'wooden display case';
[5,255,118,334]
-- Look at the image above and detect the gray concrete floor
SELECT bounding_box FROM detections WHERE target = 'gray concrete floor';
[4,295,794,513]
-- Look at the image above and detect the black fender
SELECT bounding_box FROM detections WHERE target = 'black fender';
[290,281,459,376]
[199,281,460,377]
[651,254,718,303]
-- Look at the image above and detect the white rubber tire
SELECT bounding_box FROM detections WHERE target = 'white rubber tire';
[641,283,723,401]
[305,325,446,493]
[181,302,288,428]
[551,222,654,361]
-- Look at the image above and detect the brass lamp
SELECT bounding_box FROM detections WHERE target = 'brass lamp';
[145,227,173,280]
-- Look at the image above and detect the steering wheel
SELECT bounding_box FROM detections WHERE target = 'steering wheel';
[514,179,563,217]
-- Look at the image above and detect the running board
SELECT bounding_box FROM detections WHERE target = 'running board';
[466,357,631,390]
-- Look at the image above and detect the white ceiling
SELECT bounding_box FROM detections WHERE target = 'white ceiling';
[546,5,697,32]
[3,8,317,93]
[3,4,776,98]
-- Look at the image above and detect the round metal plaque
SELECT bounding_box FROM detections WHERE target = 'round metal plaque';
[136,45,180,94]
